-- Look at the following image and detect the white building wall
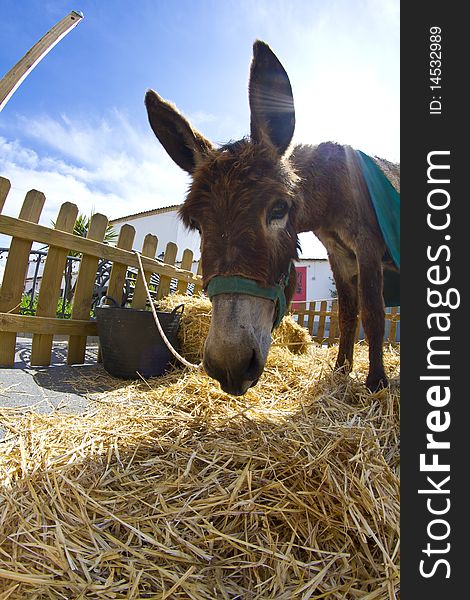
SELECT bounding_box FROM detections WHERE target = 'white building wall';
[304,260,335,301]
[112,210,201,261]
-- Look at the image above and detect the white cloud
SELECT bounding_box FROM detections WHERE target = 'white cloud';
[0,110,191,246]
[293,61,400,162]
[231,0,399,162]
[366,0,400,28]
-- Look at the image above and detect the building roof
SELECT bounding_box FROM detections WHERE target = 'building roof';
[110,204,181,224]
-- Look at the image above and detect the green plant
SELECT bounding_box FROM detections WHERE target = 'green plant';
[20,293,74,319]
[20,293,38,315]
[56,296,73,319]
[51,212,118,257]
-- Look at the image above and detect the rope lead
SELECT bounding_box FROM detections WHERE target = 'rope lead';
[134,250,202,371]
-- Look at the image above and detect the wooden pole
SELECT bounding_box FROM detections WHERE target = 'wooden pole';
[0,11,84,112]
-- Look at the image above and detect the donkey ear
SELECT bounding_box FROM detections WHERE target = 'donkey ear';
[145,90,213,173]
[249,41,295,155]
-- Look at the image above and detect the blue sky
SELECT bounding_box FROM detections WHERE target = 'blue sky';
[0,0,399,255]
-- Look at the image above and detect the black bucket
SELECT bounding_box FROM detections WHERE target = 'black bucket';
[95,297,184,379]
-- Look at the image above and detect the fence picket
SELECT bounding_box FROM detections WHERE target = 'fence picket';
[157,242,178,300]
[131,234,158,309]
[67,213,108,365]
[296,302,307,328]
[316,300,327,341]
[328,300,339,344]
[0,176,11,213]
[31,202,79,366]
[307,301,315,334]
[0,189,45,365]
[291,299,400,346]
[177,249,194,294]
[193,261,203,295]
[388,306,399,343]
[106,224,135,305]
[94,224,137,364]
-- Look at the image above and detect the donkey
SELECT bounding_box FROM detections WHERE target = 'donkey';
[145,41,399,396]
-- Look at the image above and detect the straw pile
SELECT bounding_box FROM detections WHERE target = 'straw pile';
[0,296,400,599]
[158,294,312,363]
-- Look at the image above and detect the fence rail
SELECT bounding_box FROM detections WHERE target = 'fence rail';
[291,300,400,345]
[0,176,203,367]
[0,176,400,369]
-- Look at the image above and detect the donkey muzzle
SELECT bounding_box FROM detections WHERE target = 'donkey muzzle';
[203,293,275,395]
[203,345,264,396]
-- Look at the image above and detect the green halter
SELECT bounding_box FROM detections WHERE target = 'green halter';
[206,263,293,329]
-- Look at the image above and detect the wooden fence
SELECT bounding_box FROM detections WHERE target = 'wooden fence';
[0,176,202,367]
[0,176,400,369]
[291,300,400,345]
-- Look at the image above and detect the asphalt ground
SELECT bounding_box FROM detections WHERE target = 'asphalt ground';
[0,337,115,439]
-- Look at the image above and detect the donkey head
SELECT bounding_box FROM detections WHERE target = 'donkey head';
[145,41,299,395]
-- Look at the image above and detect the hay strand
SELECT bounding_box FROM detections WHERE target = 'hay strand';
[0,295,400,599]
[157,293,312,362]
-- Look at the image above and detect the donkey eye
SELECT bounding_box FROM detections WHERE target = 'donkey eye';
[268,201,289,224]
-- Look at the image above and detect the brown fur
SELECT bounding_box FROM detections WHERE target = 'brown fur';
[145,41,399,392]
[292,142,399,389]
[180,140,299,289]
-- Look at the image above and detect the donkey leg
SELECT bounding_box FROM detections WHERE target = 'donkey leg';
[329,253,359,374]
[357,252,388,391]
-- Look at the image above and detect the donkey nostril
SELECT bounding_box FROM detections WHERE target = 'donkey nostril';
[245,349,261,380]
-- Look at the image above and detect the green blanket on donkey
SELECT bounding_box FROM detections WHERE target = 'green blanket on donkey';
[357,150,400,307]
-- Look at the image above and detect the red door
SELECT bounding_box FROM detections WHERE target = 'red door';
[292,266,307,303]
